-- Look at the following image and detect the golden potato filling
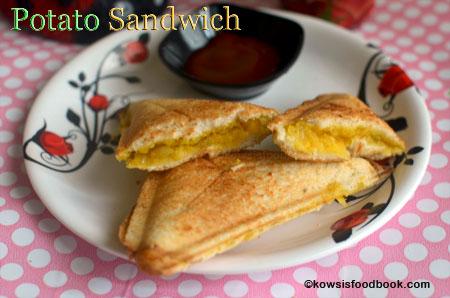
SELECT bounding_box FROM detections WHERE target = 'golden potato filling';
[285,121,405,159]
[123,118,270,169]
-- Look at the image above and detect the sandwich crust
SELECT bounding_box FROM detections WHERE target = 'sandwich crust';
[115,99,278,171]
[268,93,406,161]
[119,150,388,275]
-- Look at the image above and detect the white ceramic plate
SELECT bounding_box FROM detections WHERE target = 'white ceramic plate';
[23,9,431,274]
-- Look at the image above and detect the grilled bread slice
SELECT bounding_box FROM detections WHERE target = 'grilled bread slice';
[116,99,278,171]
[119,150,387,275]
[268,93,405,161]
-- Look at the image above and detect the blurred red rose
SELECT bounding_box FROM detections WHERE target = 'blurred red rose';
[331,209,369,231]
[39,131,73,156]
[378,65,414,97]
[88,94,108,111]
[124,41,149,64]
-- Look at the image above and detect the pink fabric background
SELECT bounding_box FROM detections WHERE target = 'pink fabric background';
[0,0,449,297]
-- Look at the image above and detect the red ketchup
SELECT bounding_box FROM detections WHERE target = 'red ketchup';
[184,32,280,85]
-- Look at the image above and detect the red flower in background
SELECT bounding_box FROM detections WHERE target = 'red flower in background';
[88,94,108,111]
[39,131,73,156]
[124,41,149,64]
[331,209,369,231]
[378,65,414,97]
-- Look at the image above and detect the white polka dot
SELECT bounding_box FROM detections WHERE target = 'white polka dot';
[43,270,67,288]
[398,213,421,228]
[54,235,77,254]
[383,45,399,54]
[270,283,295,298]
[439,69,450,80]
[409,26,425,37]
[433,51,449,61]
[88,277,112,295]
[339,265,363,281]
[0,171,17,185]
[0,263,23,281]
[379,30,394,40]
[0,65,11,77]
[6,108,24,122]
[419,61,436,72]
[293,267,317,284]
[0,196,4,206]
[0,242,8,260]
[435,1,449,12]
[34,51,50,60]
[133,280,157,298]
[431,99,449,110]
[404,243,428,261]
[27,249,51,268]
[375,12,391,23]
[437,119,450,131]
[15,283,40,298]
[429,259,450,279]
[414,44,430,54]
[25,68,43,81]
[359,246,383,264]
[434,182,450,199]
[0,131,14,142]
[7,144,23,158]
[39,218,61,233]
[160,273,180,280]
[409,69,423,80]
[248,271,272,282]
[421,14,437,25]
[409,279,434,298]
[178,280,202,297]
[13,57,31,68]
[405,7,420,18]
[423,225,446,243]
[60,289,86,298]
[316,253,338,267]
[71,257,94,275]
[16,89,34,100]
[362,23,377,32]
[96,248,117,261]
[428,110,435,120]
[440,22,450,33]
[114,263,138,281]
[384,262,408,281]
[441,210,450,225]
[45,60,63,71]
[317,287,341,298]
[425,79,443,90]
[379,228,403,245]
[388,2,403,11]
[421,172,432,186]
[4,77,22,89]
[12,227,35,246]
[432,132,441,143]
[397,37,412,47]
[429,153,448,168]
[3,48,20,57]
[401,53,417,62]
[23,199,45,215]
[0,209,20,226]
[224,280,249,298]
[364,287,388,298]
[392,19,407,30]
[416,198,439,213]
[0,96,12,106]
[9,186,31,199]
[428,33,444,44]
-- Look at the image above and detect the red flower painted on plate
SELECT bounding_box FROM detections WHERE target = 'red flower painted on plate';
[39,131,73,156]
[88,94,109,111]
[124,41,149,64]
[331,209,369,231]
[378,65,414,97]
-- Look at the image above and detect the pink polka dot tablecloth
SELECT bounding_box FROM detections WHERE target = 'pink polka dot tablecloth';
[0,0,449,297]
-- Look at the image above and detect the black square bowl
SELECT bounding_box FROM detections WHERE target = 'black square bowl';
[158,3,304,100]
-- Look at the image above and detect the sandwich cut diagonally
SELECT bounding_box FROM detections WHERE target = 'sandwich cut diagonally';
[268,93,406,162]
[116,99,278,171]
[119,150,389,275]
